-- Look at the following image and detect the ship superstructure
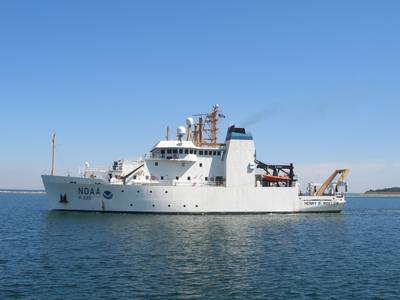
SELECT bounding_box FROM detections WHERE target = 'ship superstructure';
[42,105,349,213]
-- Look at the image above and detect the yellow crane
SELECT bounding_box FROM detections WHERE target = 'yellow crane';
[315,169,350,196]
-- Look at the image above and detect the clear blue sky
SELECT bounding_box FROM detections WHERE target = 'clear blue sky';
[1,1,399,192]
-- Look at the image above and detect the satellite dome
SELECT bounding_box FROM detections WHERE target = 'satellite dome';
[177,126,186,136]
[186,117,194,126]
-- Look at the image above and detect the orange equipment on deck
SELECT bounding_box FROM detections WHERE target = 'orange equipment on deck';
[262,175,291,183]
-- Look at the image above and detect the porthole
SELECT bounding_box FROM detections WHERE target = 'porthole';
[195,205,198,208]
[130,204,133,207]
[150,190,153,193]
[183,205,186,208]
[161,176,164,180]
[199,163,203,167]
[152,204,155,207]
[121,190,124,193]
[137,190,140,193]
[165,191,168,194]
[168,204,171,207]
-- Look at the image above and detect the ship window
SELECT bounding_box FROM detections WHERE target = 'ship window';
[187,176,191,181]
[146,176,149,180]
[173,149,178,154]
[152,204,155,207]
[195,205,198,208]
[133,175,137,179]
[183,205,186,207]
[217,151,221,156]
[190,149,194,154]
[176,176,179,180]
[213,151,217,155]
[167,149,172,154]
[194,150,197,154]
[161,149,165,154]
[209,151,213,156]
[137,190,140,193]
[179,149,183,154]
[185,149,189,154]
[150,190,153,193]
[161,176,164,180]
[199,150,203,155]
[199,163,203,167]
[168,204,171,207]
[204,151,208,155]
[165,191,168,194]
[205,177,208,181]
[155,162,158,166]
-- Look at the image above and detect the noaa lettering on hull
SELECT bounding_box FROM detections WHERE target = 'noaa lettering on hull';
[42,105,349,213]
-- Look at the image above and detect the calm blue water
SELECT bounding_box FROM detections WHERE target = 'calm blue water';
[1,195,400,299]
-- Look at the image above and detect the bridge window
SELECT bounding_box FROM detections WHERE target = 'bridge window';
[217,151,221,156]
[173,149,178,154]
[190,149,194,154]
[194,150,197,154]
[167,149,172,154]
[179,149,183,154]
[161,149,165,154]
[185,149,189,154]
[199,150,203,155]
[213,151,217,155]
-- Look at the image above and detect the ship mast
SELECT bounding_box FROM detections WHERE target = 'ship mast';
[51,133,56,176]
[193,104,225,147]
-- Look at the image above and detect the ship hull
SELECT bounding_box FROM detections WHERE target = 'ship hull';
[42,175,345,213]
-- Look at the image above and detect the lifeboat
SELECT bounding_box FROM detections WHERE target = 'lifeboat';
[262,174,291,182]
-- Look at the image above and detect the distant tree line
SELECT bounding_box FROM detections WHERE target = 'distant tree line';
[365,187,400,194]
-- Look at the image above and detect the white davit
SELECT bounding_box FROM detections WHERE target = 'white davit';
[42,105,349,213]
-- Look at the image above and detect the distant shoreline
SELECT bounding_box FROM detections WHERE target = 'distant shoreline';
[0,190,46,195]
[363,193,400,197]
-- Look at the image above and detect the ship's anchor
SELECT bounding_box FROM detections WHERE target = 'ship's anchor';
[59,194,68,204]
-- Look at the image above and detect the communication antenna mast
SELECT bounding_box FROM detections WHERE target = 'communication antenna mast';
[51,133,56,176]
[193,104,225,147]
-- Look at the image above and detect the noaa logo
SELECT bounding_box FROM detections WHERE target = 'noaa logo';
[103,191,113,199]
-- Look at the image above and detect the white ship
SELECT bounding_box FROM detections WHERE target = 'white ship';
[42,105,349,213]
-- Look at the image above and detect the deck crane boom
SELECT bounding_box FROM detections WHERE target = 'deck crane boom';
[315,169,350,196]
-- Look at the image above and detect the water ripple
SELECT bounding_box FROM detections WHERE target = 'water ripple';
[1,195,400,299]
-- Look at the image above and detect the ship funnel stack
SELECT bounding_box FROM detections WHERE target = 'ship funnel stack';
[223,126,256,187]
